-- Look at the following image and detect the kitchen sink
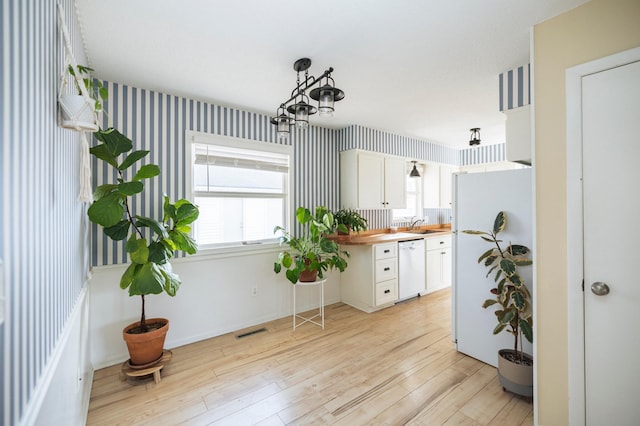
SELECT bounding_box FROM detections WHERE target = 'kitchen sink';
[408,229,442,234]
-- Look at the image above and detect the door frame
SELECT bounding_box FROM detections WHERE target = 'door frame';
[566,46,640,426]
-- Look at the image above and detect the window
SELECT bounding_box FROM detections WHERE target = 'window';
[393,163,423,222]
[188,132,291,249]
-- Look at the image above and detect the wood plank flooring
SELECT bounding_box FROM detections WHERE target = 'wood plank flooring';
[87,289,533,425]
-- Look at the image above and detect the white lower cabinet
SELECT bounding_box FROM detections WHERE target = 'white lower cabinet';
[340,242,398,313]
[425,235,452,293]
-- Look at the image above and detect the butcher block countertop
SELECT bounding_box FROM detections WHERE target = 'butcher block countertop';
[331,226,451,246]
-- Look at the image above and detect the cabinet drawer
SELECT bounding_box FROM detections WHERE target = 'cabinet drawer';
[375,243,397,260]
[375,258,397,282]
[426,235,451,250]
[375,279,398,306]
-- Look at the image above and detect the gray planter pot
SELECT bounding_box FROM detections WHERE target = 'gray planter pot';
[497,349,533,398]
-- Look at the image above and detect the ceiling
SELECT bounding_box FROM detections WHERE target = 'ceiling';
[76,0,587,149]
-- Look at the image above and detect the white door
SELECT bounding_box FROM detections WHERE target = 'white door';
[582,59,640,425]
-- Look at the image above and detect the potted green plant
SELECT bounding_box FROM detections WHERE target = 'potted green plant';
[59,64,108,131]
[87,126,199,367]
[462,211,533,397]
[333,208,368,236]
[274,206,349,284]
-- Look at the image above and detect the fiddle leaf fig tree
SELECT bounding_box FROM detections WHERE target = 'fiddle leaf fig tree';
[87,127,199,331]
[462,211,533,361]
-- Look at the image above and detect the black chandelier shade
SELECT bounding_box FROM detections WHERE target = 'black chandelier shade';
[271,58,345,141]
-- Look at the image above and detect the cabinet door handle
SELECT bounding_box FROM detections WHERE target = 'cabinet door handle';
[384,289,390,294]
[384,267,390,271]
[384,249,390,253]
[440,241,444,244]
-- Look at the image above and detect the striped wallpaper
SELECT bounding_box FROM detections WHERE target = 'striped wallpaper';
[2,0,89,424]
[499,64,531,112]
[93,83,467,266]
[460,143,506,166]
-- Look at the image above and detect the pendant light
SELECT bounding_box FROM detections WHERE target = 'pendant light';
[270,57,345,137]
[410,161,421,178]
[469,128,481,146]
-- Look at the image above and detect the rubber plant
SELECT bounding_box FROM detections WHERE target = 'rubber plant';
[462,211,533,362]
[87,127,199,331]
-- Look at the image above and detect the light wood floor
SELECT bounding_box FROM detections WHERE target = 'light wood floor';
[87,289,533,425]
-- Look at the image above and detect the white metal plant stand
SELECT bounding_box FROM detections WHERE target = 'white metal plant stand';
[292,278,327,330]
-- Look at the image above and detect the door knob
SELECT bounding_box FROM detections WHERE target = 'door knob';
[591,282,610,296]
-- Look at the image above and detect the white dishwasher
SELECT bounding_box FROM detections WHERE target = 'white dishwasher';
[398,239,426,301]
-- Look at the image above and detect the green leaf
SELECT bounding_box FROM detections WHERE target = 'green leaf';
[520,319,533,343]
[103,220,130,241]
[135,216,169,239]
[175,202,199,226]
[501,308,516,324]
[285,268,299,284]
[500,258,517,277]
[133,164,160,181]
[120,263,139,290]
[169,229,198,254]
[89,144,118,168]
[127,237,149,264]
[148,241,170,264]
[478,248,495,264]
[94,127,133,157]
[295,207,311,224]
[158,263,181,296]
[484,255,497,267]
[93,184,118,201]
[493,211,506,234]
[482,299,498,308]
[481,236,494,243]
[514,258,533,266]
[274,262,282,273]
[462,230,486,235]
[118,181,144,196]
[511,290,526,309]
[128,262,164,296]
[508,244,530,256]
[88,192,124,227]
[163,195,176,222]
[119,150,149,171]
[493,323,506,335]
[509,273,524,288]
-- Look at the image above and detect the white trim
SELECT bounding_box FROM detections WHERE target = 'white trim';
[566,46,640,426]
[528,27,538,426]
[19,286,88,426]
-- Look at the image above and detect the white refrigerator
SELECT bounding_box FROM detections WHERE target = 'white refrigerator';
[452,168,533,367]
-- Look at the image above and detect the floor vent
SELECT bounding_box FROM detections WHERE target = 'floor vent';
[235,327,267,339]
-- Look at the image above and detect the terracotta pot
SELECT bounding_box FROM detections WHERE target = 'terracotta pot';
[298,258,318,282]
[122,318,169,367]
[497,349,533,397]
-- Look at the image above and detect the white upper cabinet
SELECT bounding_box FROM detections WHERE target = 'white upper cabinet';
[340,150,406,209]
[423,163,457,208]
[505,104,531,165]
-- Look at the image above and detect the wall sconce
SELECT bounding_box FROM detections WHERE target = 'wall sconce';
[469,128,481,146]
[409,161,421,178]
[270,57,345,141]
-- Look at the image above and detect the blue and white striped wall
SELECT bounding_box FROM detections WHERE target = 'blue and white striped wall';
[93,83,341,266]
[2,0,90,424]
[499,64,530,112]
[460,143,506,166]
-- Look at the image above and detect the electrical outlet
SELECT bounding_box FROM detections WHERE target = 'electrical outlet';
[251,287,258,296]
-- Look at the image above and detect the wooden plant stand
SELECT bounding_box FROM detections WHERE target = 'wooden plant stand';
[120,349,172,384]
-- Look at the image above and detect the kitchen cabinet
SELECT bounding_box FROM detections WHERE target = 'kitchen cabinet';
[505,104,531,165]
[426,234,452,293]
[340,242,398,313]
[423,164,456,208]
[340,150,406,209]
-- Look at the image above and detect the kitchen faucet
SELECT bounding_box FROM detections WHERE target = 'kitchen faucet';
[409,217,424,230]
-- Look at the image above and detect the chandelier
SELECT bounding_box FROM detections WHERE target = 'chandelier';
[270,58,345,142]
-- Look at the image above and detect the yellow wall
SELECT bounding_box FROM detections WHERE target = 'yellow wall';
[534,0,640,423]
